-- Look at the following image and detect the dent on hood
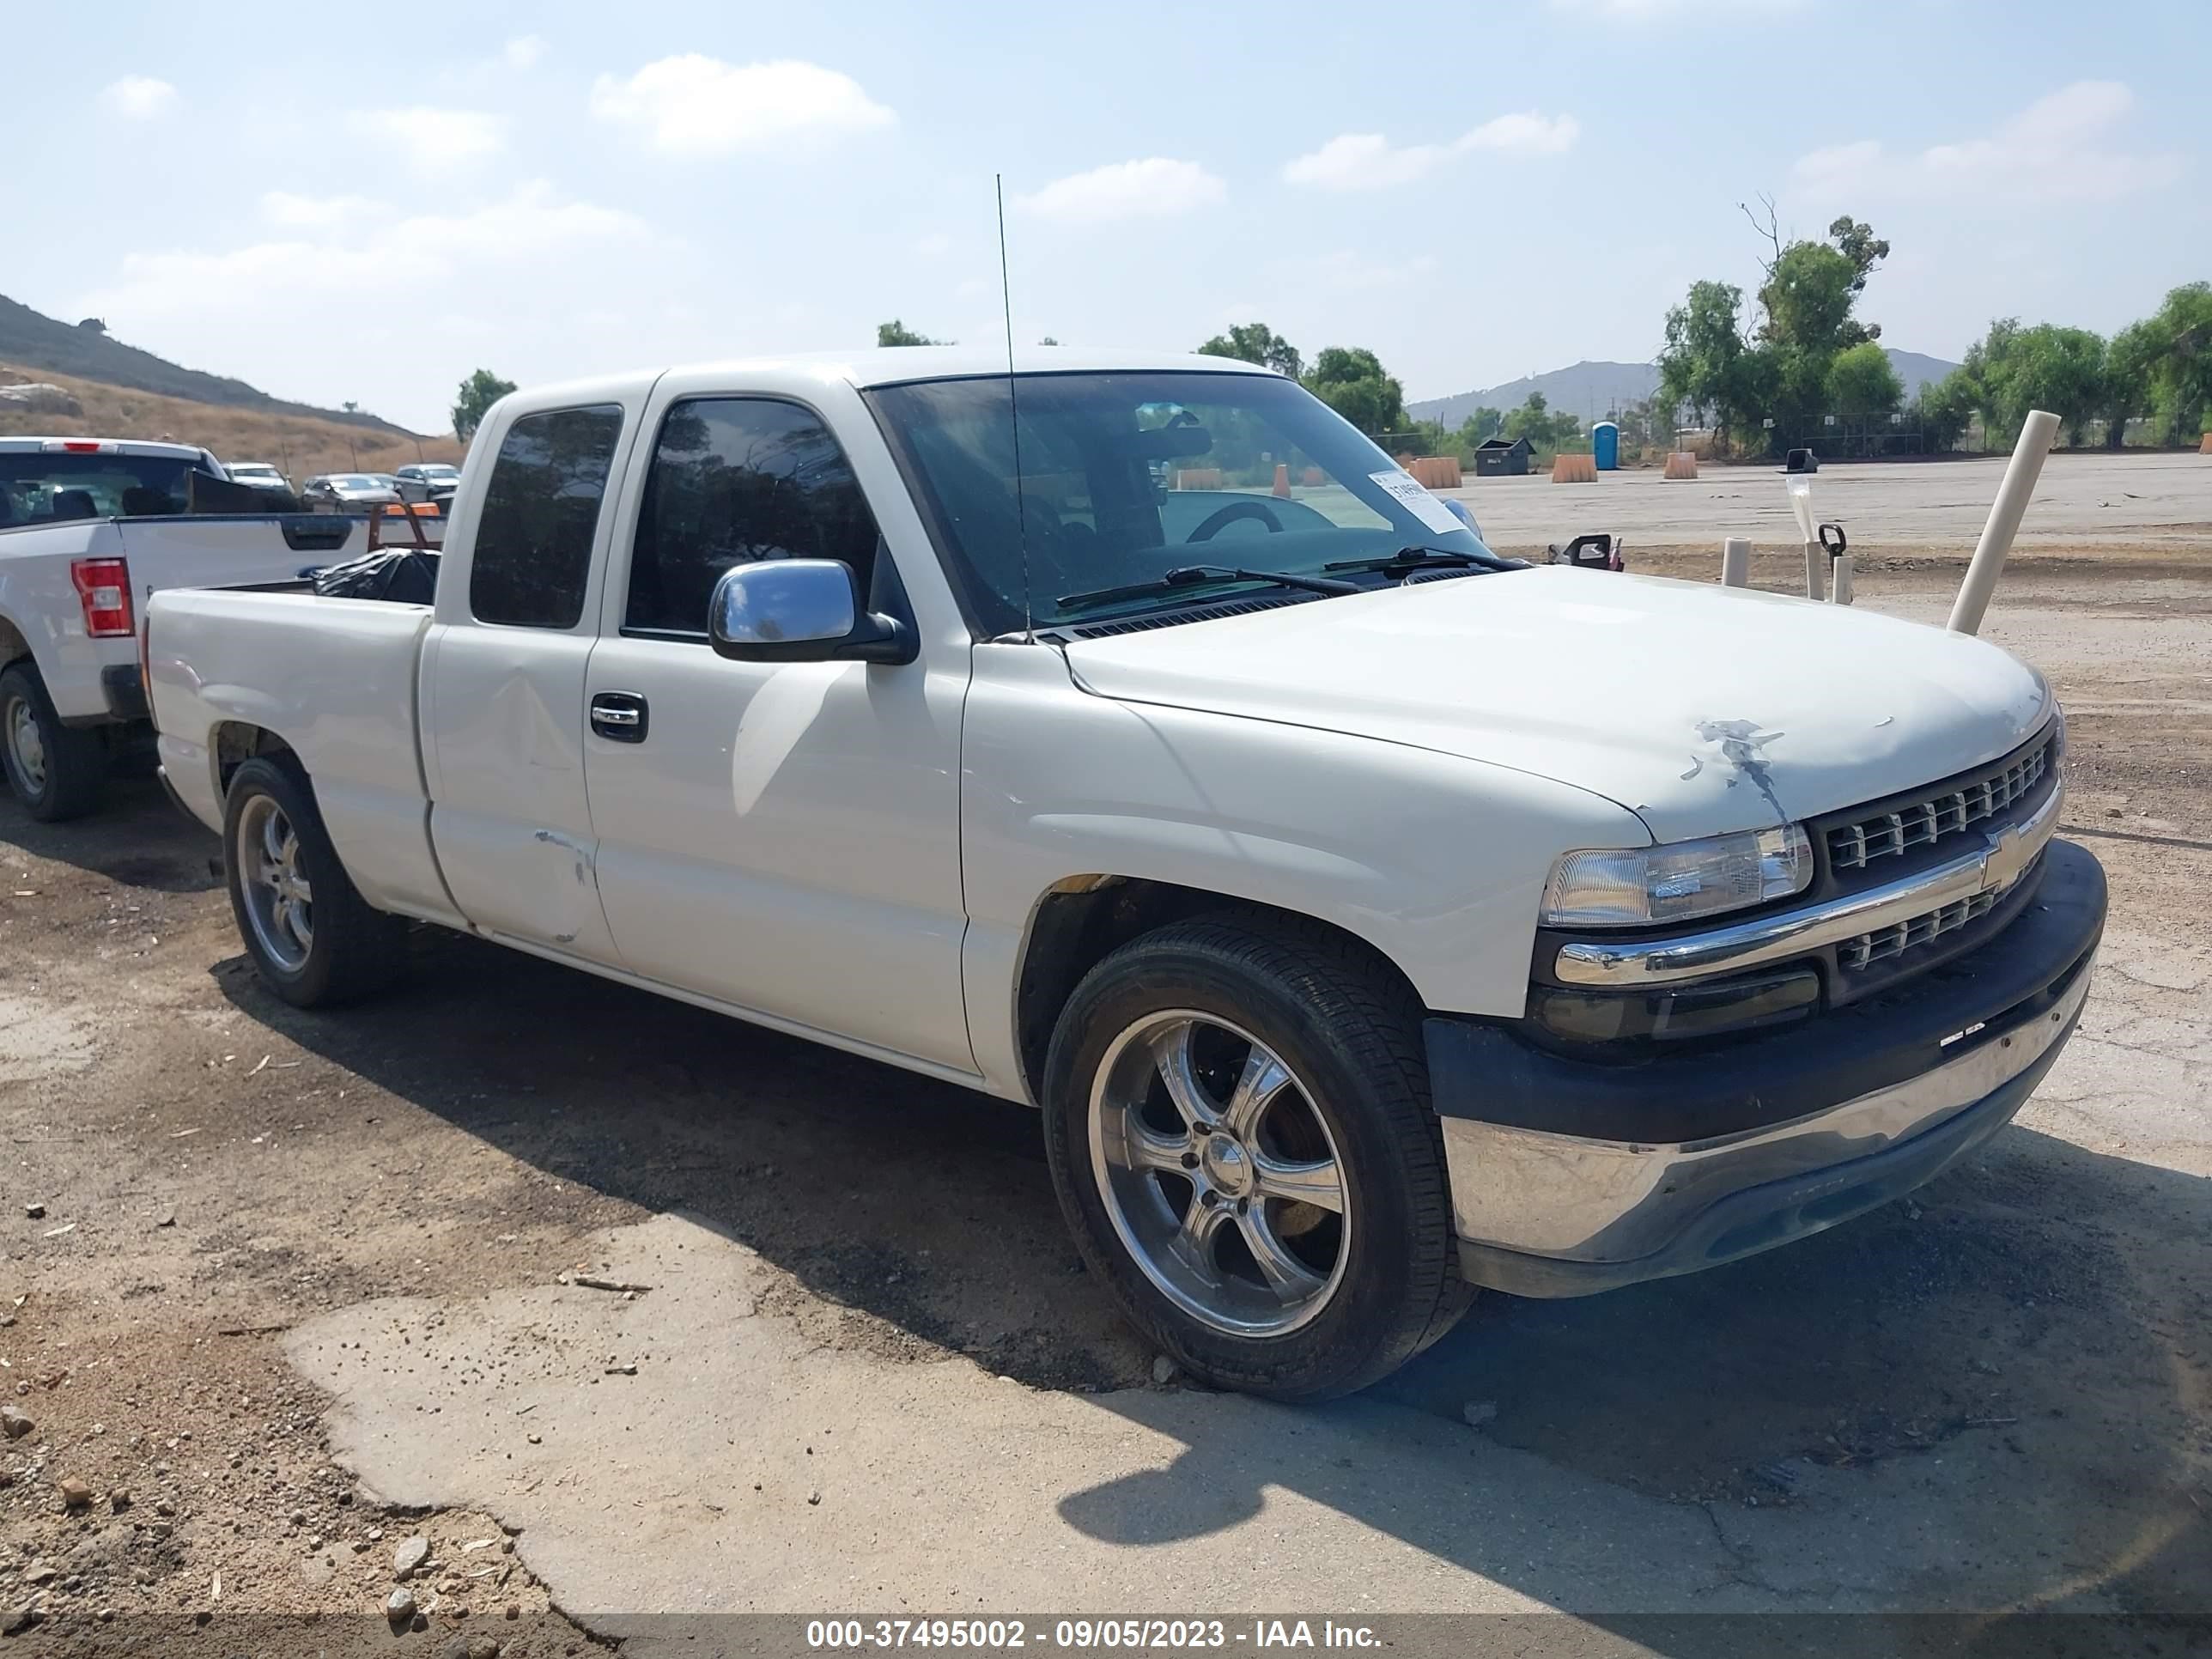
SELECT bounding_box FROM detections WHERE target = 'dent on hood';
[1678,719,1790,823]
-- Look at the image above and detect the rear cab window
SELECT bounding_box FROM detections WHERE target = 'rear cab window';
[467,406,625,629]
[0,451,217,527]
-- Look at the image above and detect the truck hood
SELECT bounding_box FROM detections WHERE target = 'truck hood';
[1061,568,2055,844]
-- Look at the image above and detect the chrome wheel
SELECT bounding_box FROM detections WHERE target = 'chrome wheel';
[1089,1011,1350,1337]
[234,793,313,973]
[4,695,46,796]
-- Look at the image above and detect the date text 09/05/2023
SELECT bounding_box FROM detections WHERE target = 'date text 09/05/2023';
[805,1619,1381,1650]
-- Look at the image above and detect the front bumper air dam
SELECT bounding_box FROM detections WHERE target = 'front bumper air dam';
[1432,839,2104,1297]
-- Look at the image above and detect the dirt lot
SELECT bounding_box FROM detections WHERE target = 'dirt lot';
[0,546,2206,1655]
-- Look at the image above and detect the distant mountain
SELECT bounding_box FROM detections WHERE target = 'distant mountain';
[1408,362,1661,429]
[1408,349,1960,428]
[0,293,421,436]
[1878,349,1960,404]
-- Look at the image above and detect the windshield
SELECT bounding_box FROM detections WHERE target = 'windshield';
[332,475,381,489]
[423,465,459,478]
[867,370,1493,635]
[0,451,217,526]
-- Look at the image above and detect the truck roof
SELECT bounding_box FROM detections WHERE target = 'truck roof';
[0,436,216,460]
[503,347,1281,409]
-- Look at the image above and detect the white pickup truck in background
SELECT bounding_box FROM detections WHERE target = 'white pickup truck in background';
[144,349,2103,1399]
[0,438,365,819]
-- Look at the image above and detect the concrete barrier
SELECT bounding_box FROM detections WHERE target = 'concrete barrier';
[1552,453,1598,483]
[1663,452,1699,480]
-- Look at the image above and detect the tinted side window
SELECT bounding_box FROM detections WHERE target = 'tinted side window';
[469,404,624,629]
[626,398,881,635]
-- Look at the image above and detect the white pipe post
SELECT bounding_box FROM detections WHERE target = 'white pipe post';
[1949,409,2060,635]
[1785,477,1822,599]
[1721,537,1751,587]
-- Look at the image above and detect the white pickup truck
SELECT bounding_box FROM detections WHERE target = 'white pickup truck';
[1,437,364,818]
[145,349,2103,1398]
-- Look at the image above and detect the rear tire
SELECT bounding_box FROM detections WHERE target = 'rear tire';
[1042,912,1470,1401]
[222,757,407,1007]
[0,663,107,822]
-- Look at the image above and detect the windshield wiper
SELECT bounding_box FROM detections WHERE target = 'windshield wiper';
[1325,545,1527,576]
[1058,563,1360,612]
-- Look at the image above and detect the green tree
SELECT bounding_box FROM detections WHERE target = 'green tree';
[451,369,517,441]
[1825,340,1904,416]
[1954,319,2112,446]
[1916,372,1979,452]
[1826,216,1891,291]
[1500,392,1581,448]
[2130,282,2212,442]
[1198,322,1304,380]
[1455,405,1504,447]
[1661,213,1893,451]
[1302,346,1404,434]
[1658,279,1757,449]
[2102,319,2160,447]
[877,319,945,347]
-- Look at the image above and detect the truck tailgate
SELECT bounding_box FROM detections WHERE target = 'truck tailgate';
[118,514,364,592]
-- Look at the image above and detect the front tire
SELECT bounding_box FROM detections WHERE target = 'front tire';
[222,757,407,1007]
[0,663,107,822]
[1042,913,1469,1401]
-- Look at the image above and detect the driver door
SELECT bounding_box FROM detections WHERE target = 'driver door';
[580,387,974,1073]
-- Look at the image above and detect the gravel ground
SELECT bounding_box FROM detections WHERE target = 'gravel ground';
[0,556,2205,1652]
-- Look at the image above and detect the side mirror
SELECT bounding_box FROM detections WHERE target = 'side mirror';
[708,559,915,665]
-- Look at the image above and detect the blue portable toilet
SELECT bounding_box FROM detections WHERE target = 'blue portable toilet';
[1592,421,1620,471]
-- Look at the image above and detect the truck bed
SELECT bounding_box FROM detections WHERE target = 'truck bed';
[147,586,451,920]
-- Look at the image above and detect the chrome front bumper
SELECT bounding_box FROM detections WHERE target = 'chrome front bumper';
[1444,947,2093,1297]
[1553,780,2063,988]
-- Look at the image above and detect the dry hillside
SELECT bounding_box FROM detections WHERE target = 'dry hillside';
[0,362,465,483]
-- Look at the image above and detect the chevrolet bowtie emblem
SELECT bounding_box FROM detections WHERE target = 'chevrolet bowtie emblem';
[1982,820,2033,893]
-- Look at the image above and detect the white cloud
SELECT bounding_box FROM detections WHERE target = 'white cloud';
[916,232,952,258]
[1017,158,1226,224]
[589,55,893,155]
[1284,113,1578,190]
[79,183,644,322]
[1792,82,2180,205]
[503,34,547,70]
[261,191,389,229]
[348,107,506,172]
[99,76,179,120]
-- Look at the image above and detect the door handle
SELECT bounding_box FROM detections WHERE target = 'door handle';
[590,691,648,744]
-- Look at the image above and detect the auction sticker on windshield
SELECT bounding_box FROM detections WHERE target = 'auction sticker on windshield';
[1369,470,1463,536]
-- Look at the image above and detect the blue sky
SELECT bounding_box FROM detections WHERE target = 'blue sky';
[15,0,2209,432]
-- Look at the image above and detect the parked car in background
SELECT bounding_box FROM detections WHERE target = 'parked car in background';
[225,461,293,495]
[393,462,461,504]
[143,349,2100,1401]
[301,473,400,510]
[1,436,362,818]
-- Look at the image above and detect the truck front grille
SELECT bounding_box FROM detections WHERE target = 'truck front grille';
[1839,890,1998,970]
[1826,736,2053,875]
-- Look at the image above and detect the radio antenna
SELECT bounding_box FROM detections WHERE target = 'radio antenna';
[995,173,1033,642]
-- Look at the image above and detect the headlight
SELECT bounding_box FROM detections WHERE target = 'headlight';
[1540,824,1814,927]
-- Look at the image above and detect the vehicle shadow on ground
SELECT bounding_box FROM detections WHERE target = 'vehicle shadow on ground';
[215,922,2210,1638]
[0,771,222,894]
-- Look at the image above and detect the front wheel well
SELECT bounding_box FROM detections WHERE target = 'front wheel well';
[211,723,300,793]
[1013,877,1423,1106]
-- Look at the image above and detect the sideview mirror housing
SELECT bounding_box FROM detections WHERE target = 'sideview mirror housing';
[708,560,915,665]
